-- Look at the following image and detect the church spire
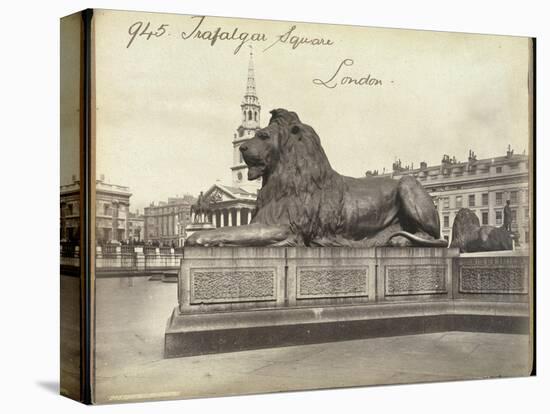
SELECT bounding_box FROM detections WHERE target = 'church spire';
[232,46,262,191]
[245,46,258,98]
[240,46,261,129]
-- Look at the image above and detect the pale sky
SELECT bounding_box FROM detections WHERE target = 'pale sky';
[63,10,532,211]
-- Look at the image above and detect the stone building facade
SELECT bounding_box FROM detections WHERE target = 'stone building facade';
[144,195,195,247]
[95,175,132,243]
[61,175,136,244]
[197,184,257,228]
[381,148,530,244]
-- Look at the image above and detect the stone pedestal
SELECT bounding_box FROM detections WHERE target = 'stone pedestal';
[165,247,530,358]
[184,222,215,240]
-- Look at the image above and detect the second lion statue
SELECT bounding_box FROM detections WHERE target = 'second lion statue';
[186,109,448,247]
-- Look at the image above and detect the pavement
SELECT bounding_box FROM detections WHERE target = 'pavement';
[90,276,533,404]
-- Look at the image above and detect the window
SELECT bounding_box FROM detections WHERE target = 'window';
[496,166,502,173]
[482,211,488,225]
[67,204,73,215]
[239,152,243,163]
[524,208,529,220]
[104,204,110,215]
[468,194,475,207]
[511,210,517,223]
[443,215,449,228]
[443,197,449,209]
[496,210,503,226]
[455,196,462,208]
[525,231,529,242]
[496,192,503,205]
[510,191,518,204]
[248,110,252,120]
[482,193,488,206]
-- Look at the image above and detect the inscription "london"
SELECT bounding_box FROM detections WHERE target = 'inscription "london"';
[313,59,384,89]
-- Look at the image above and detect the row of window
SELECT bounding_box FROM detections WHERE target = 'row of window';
[439,190,524,210]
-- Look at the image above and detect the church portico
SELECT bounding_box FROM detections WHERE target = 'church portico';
[203,201,255,229]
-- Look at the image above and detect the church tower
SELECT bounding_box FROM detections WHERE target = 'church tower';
[231,47,262,192]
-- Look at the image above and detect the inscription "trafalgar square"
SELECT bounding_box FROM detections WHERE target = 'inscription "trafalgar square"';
[313,59,384,89]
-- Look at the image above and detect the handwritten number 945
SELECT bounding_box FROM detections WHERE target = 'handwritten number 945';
[127,22,169,48]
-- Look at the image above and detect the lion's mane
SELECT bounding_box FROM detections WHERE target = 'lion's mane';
[251,109,346,245]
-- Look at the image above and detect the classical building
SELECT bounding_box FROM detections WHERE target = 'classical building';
[61,175,135,244]
[144,195,195,247]
[196,184,257,227]
[380,147,530,244]
[95,175,132,243]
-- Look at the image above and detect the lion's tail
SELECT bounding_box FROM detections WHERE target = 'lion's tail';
[389,231,449,247]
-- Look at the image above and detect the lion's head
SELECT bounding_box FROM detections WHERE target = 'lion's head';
[240,108,345,243]
[239,109,331,181]
[240,109,298,180]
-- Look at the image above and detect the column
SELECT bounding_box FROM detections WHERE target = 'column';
[248,209,252,224]
[191,211,195,223]
[228,209,233,226]
[213,211,217,227]
[236,208,241,226]
[221,211,225,227]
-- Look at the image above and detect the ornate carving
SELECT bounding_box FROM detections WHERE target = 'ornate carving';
[190,268,276,303]
[385,265,447,296]
[459,266,527,294]
[297,267,368,299]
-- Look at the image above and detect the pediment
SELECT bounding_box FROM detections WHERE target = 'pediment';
[203,185,237,203]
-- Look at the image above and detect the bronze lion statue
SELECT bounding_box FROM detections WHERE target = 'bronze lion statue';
[186,109,447,247]
[450,208,514,252]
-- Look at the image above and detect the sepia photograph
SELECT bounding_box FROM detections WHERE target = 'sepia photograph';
[59,8,534,404]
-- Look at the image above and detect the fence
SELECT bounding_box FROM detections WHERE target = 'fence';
[60,244,183,274]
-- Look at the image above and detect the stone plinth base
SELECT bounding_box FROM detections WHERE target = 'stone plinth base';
[165,301,529,358]
[184,222,215,240]
[164,247,530,358]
